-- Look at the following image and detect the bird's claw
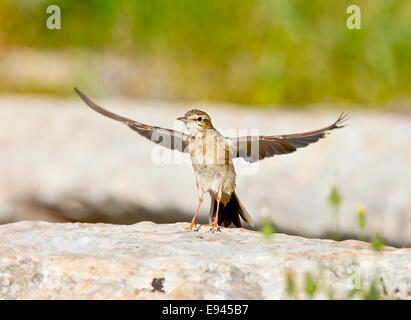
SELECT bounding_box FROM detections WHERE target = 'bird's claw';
[211,226,221,233]
[185,222,201,231]
[207,222,221,233]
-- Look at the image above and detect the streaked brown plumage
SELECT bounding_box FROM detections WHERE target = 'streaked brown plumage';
[75,88,348,231]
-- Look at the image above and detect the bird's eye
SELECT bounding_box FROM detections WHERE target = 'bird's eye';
[197,117,202,121]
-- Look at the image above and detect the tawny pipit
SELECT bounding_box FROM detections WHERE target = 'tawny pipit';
[75,88,348,231]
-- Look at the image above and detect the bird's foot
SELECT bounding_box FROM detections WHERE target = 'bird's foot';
[184,222,201,231]
[207,222,221,233]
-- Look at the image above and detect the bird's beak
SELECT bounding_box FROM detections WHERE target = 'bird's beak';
[177,116,188,122]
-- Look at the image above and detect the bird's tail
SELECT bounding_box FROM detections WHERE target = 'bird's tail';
[209,192,253,227]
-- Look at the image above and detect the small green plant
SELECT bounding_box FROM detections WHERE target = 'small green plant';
[356,204,366,241]
[261,218,276,237]
[304,273,318,299]
[280,187,390,300]
[362,280,381,300]
[283,270,325,299]
[347,275,382,300]
[328,186,341,208]
[348,287,362,299]
[285,269,297,298]
[371,233,385,252]
[328,185,341,240]
[283,265,386,300]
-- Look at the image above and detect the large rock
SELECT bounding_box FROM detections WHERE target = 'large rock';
[0,96,410,246]
[0,221,410,299]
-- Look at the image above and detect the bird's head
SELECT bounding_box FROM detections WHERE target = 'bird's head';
[177,109,213,133]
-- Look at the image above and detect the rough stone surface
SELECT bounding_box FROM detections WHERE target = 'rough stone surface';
[0,221,410,299]
[1,96,411,246]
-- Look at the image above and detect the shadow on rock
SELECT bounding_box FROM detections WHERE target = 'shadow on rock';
[9,195,409,248]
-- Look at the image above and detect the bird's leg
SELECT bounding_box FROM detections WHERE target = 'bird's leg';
[209,181,223,232]
[185,190,203,231]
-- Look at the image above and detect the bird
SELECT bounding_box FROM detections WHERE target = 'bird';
[74,88,348,232]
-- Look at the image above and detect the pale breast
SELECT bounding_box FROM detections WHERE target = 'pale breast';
[188,132,236,200]
[188,133,231,166]
[192,163,236,200]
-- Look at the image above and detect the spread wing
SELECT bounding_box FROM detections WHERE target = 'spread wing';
[75,88,189,152]
[230,113,348,163]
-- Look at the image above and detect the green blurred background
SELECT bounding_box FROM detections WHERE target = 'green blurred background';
[0,0,409,107]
